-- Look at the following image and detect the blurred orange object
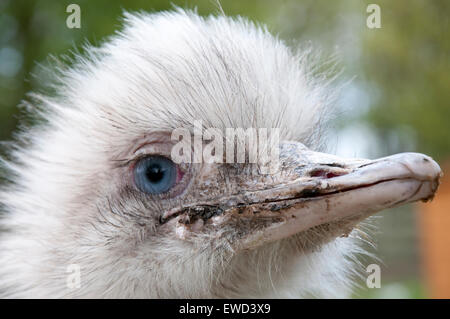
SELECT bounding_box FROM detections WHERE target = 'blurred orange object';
[419,161,450,298]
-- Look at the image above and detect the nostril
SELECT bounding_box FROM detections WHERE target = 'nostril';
[310,169,326,178]
[310,169,346,179]
[325,172,342,178]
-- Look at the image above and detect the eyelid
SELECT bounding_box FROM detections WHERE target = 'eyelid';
[133,142,173,157]
[125,142,174,169]
[112,143,171,169]
[131,133,174,154]
[130,148,190,174]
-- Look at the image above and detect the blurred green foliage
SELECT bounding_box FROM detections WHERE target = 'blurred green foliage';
[1,0,448,160]
[360,0,450,161]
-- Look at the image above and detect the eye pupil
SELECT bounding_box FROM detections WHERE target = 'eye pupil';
[134,156,178,194]
[146,164,165,183]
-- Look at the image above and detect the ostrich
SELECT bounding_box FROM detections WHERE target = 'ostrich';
[0,10,441,298]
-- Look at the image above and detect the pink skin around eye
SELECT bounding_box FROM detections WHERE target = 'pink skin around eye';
[176,166,185,183]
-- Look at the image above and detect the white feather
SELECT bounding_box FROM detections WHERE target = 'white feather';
[0,9,362,298]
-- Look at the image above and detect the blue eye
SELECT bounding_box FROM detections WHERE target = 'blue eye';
[134,156,177,194]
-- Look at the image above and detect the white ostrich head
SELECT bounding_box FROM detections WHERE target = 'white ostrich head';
[0,10,441,298]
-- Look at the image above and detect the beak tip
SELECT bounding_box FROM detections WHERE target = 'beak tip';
[392,153,442,203]
[391,152,442,182]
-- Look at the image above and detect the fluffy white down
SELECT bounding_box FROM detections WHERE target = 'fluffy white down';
[0,9,367,298]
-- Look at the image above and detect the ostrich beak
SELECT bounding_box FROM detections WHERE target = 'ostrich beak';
[166,142,442,250]
[229,142,442,249]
